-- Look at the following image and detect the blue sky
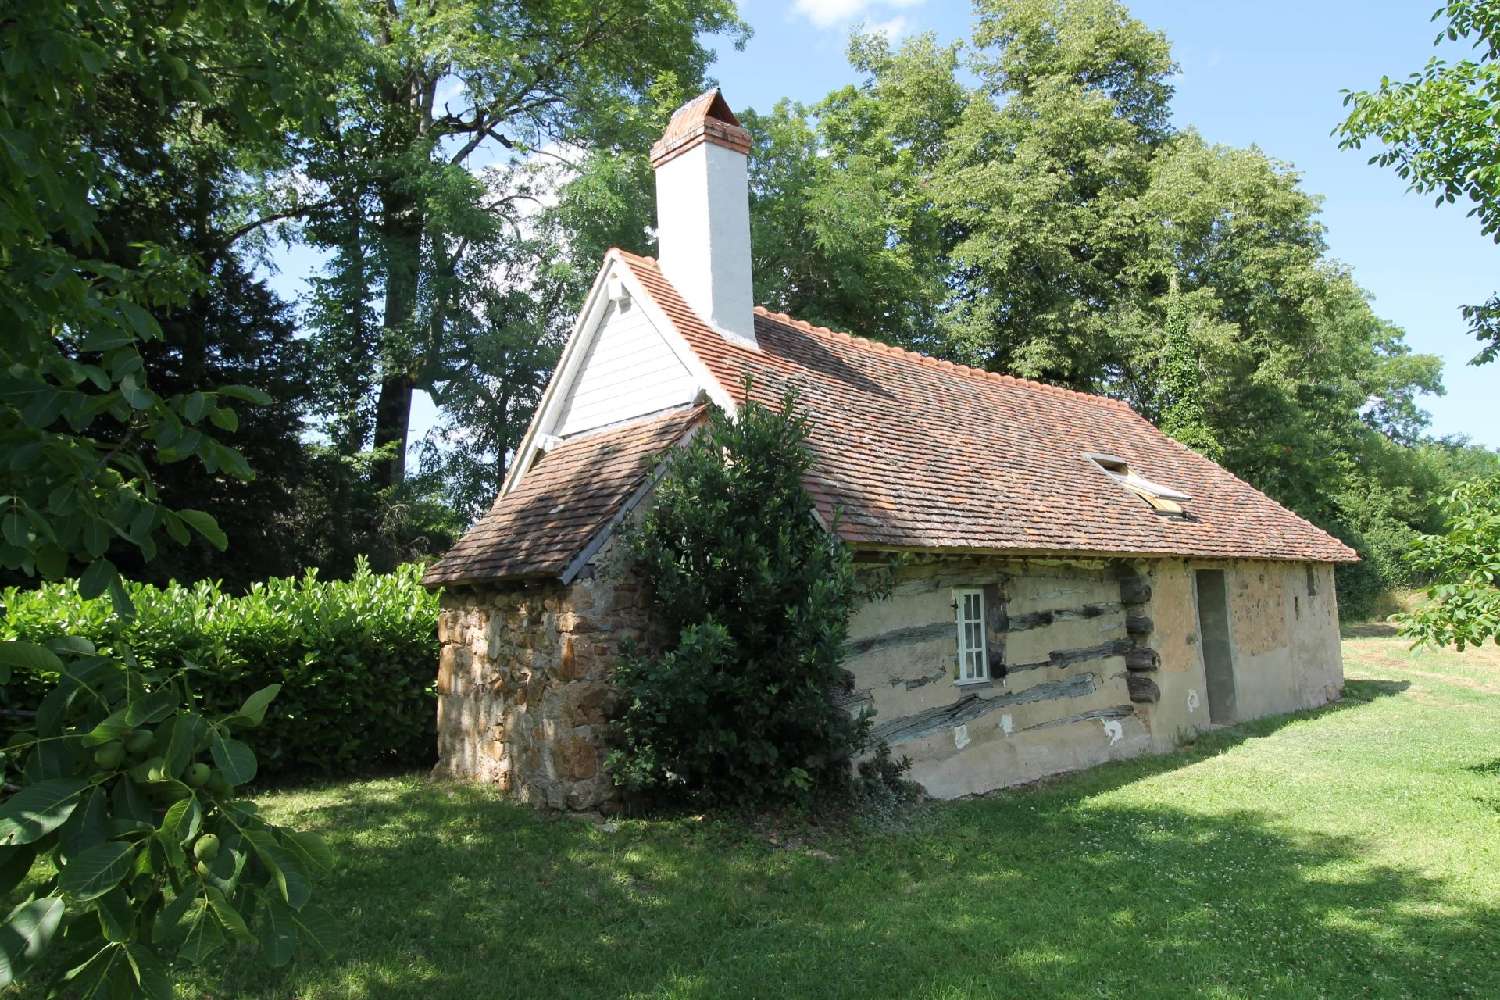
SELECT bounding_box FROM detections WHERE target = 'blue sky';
[705,0,1498,446]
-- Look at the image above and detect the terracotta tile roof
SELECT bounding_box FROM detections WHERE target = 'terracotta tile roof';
[615,249,1358,565]
[422,406,705,587]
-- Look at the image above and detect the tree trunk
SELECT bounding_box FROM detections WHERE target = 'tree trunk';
[371,186,424,488]
[372,371,414,486]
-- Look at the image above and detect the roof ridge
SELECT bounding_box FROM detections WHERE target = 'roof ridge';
[751,306,1134,411]
[611,248,1133,410]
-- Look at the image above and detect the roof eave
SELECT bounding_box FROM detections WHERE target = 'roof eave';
[845,541,1359,566]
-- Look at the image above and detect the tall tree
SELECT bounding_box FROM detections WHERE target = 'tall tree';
[296,0,748,487]
[1339,0,1500,364]
[747,32,965,350]
[72,65,323,588]
[0,0,328,596]
[935,0,1176,385]
[414,137,668,520]
[741,0,1451,617]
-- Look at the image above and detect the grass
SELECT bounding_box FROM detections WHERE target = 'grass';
[176,634,1500,999]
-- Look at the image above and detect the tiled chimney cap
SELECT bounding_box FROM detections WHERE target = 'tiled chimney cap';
[649,88,752,168]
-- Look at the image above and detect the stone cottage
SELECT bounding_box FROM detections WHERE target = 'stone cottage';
[421,89,1357,811]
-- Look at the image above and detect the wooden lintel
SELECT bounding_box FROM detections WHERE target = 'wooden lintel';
[1007,639,1132,674]
[1127,674,1161,703]
[869,673,1098,745]
[1119,576,1152,606]
[844,621,952,658]
[1008,602,1122,632]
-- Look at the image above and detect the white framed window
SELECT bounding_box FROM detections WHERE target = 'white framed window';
[954,588,988,683]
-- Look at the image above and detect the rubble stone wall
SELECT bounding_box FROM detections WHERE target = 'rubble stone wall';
[433,545,1344,810]
[432,538,642,812]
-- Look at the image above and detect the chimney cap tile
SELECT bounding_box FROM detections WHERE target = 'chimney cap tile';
[650,87,751,167]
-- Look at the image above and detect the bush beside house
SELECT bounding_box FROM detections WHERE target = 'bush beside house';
[608,396,897,809]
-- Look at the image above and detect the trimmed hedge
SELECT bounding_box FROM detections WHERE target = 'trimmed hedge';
[1,560,439,779]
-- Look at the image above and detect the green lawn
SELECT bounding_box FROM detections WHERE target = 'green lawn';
[186,634,1498,999]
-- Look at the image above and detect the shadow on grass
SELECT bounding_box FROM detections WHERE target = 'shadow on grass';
[1341,621,1401,639]
[1341,677,1411,702]
[187,681,1496,1000]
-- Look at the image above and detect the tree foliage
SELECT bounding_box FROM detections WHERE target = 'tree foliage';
[0,1,335,991]
[1339,0,1500,364]
[0,647,333,995]
[607,397,879,807]
[291,0,749,488]
[1397,475,1500,649]
[0,0,319,598]
[742,0,1469,618]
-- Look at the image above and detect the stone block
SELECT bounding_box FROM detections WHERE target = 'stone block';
[564,682,612,727]
[555,738,599,780]
[569,585,595,613]
[566,781,605,812]
[557,636,584,680]
[526,675,548,709]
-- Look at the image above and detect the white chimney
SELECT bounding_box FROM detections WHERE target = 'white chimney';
[650,89,757,350]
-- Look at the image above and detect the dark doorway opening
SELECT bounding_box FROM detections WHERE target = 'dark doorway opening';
[1195,569,1236,724]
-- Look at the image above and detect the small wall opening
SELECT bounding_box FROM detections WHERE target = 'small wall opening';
[1194,569,1236,724]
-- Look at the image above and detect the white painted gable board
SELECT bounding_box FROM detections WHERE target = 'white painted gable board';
[553,298,698,437]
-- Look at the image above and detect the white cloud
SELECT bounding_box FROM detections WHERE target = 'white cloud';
[791,0,925,32]
[869,15,908,40]
[792,0,874,27]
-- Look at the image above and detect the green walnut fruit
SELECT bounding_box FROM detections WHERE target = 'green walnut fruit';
[195,860,211,877]
[125,730,156,756]
[193,834,220,862]
[206,772,231,795]
[93,741,126,770]
[185,762,211,787]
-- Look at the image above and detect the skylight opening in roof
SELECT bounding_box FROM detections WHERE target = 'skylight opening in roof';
[1085,453,1192,517]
